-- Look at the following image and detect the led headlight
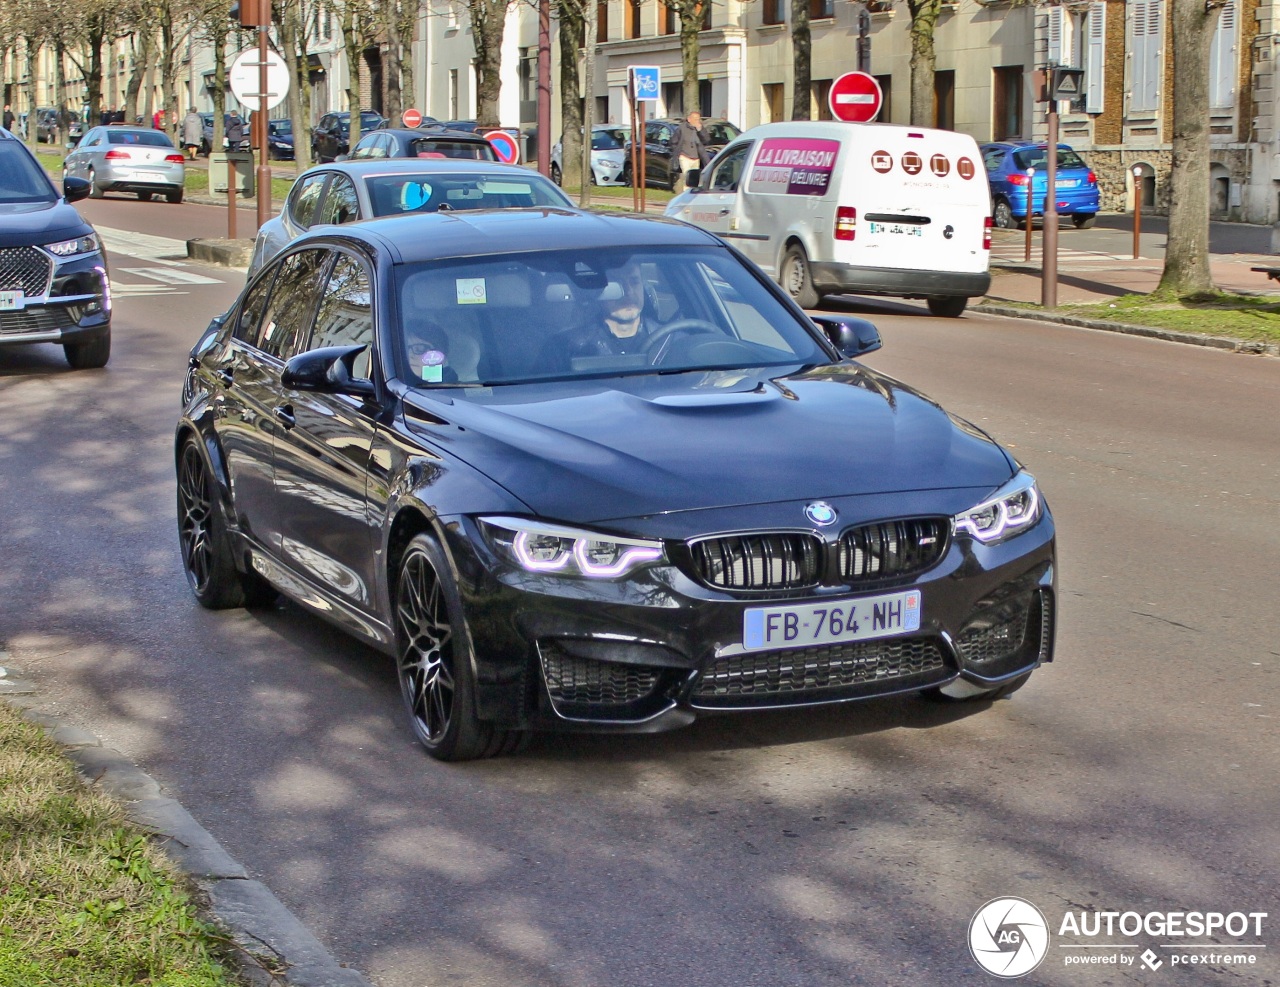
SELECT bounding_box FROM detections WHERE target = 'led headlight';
[481,517,664,579]
[953,471,1041,544]
[44,233,101,258]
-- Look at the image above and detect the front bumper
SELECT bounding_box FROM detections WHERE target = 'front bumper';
[0,251,111,347]
[438,508,1056,733]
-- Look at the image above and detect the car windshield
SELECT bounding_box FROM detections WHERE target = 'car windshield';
[409,138,494,160]
[364,173,569,215]
[108,130,175,147]
[271,119,292,135]
[394,245,830,388]
[591,129,626,151]
[1012,147,1087,171]
[0,142,56,203]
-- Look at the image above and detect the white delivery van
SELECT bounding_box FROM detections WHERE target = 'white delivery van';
[664,121,992,316]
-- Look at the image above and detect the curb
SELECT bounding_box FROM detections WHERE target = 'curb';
[0,667,371,987]
[972,301,1280,357]
[188,237,254,269]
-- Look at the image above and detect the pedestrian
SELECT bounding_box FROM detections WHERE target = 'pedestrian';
[225,110,246,150]
[182,106,202,159]
[152,109,162,130]
[2,105,14,132]
[671,109,711,192]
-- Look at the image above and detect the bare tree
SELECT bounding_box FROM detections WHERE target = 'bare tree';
[277,0,313,170]
[905,0,941,125]
[340,0,377,145]
[468,0,511,127]
[1154,0,1222,298]
[790,0,811,120]
[662,0,706,115]
[555,0,586,188]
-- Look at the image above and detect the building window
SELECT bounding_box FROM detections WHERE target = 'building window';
[519,48,534,102]
[659,0,676,34]
[992,66,1022,140]
[763,0,785,26]
[449,69,459,120]
[1210,0,1237,108]
[700,79,712,116]
[810,0,834,19]
[1047,3,1106,113]
[874,74,892,122]
[1129,0,1163,111]
[934,70,955,131]
[763,82,786,122]
[598,0,609,42]
[626,0,642,38]
[812,79,833,120]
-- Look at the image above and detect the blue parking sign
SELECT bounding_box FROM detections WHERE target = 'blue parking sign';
[629,66,660,102]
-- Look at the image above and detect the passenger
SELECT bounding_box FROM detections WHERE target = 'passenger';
[404,320,454,383]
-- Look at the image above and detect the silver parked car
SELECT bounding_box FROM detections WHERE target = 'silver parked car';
[550,124,629,187]
[248,157,573,274]
[63,126,186,203]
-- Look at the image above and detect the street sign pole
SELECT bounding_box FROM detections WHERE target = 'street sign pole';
[256,23,271,230]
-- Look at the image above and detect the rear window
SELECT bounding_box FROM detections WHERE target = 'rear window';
[364,174,570,215]
[0,141,56,203]
[108,130,175,147]
[409,139,495,161]
[1012,147,1087,171]
[592,129,626,151]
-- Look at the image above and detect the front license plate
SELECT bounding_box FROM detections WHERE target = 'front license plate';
[743,589,921,653]
[0,290,25,311]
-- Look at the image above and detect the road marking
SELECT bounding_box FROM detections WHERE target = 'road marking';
[117,267,223,285]
[97,226,192,264]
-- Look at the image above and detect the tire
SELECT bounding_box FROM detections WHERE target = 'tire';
[176,440,277,610]
[620,163,632,187]
[87,167,103,199]
[919,671,1032,703]
[63,329,110,369]
[992,198,1016,229]
[1072,212,1096,230]
[780,243,821,310]
[550,162,562,186]
[926,296,968,318]
[167,187,183,204]
[395,534,526,761]
[138,191,153,202]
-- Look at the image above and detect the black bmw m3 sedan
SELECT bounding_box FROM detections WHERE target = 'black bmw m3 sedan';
[176,208,1055,760]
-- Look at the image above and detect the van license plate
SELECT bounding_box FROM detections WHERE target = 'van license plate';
[0,290,25,311]
[743,589,921,653]
[869,222,922,237]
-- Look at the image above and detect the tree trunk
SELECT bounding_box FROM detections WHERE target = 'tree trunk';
[85,16,108,126]
[281,0,312,170]
[906,0,941,126]
[558,0,584,188]
[124,33,150,125]
[398,1,417,114]
[385,15,403,128]
[23,38,39,142]
[1154,0,1218,298]
[679,2,701,116]
[580,0,595,207]
[342,3,363,144]
[470,0,508,128]
[54,40,69,143]
[212,22,228,152]
[790,0,811,120]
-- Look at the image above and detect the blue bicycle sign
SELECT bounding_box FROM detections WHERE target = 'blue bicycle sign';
[629,66,660,101]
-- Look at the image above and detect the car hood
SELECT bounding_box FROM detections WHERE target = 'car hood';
[405,364,1016,524]
[0,199,92,247]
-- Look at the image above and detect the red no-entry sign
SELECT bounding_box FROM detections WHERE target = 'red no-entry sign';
[402,108,423,128]
[828,72,883,123]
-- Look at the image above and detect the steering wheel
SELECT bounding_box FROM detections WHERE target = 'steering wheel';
[642,319,723,363]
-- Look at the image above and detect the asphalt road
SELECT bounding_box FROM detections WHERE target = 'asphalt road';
[1,200,1277,987]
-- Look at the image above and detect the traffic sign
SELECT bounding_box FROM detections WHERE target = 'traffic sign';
[629,66,660,102]
[484,130,520,164]
[402,108,423,128]
[828,71,882,123]
[228,49,290,113]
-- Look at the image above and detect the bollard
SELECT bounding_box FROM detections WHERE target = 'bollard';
[1132,165,1143,260]
[1025,167,1035,263]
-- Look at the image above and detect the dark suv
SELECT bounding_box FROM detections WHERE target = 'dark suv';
[311,111,387,162]
[622,118,740,190]
[0,129,111,368]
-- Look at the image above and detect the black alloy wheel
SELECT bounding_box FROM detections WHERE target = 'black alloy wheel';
[176,440,276,610]
[395,534,526,761]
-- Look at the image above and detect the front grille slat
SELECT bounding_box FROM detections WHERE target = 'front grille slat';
[0,246,53,298]
[838,517,947,586]
[691,532,823,592]
[696,637,946,701]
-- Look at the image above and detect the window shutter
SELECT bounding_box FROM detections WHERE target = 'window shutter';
[1129,0,1162,111]
[1086,2,1106,113]
[1047,6,1064,66]
[1210,1,1238,108]
[1142,0,1163,110]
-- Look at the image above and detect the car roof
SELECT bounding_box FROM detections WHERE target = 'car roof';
[304,208,721,265]
[293,158,542,181]
[375,127,490,143]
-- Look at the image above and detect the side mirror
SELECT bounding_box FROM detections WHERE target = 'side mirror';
[335,153,350,162]
[281,344,376,397]
[685,168,702,190]
[811,315,882,358]
[63,176,91,203]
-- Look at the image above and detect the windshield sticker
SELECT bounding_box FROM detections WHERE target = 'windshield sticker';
[747,138,840,196]
[457,278,487,305]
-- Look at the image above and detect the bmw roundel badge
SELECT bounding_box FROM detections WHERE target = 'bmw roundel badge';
[805,501,838,527]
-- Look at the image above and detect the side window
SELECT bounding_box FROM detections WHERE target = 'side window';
[287,173,327,229]
[310,255,374,380]
[370,135,389,158]
[351,138,372,159]
[234,270,277,348]
[982,148,1006,173]
[257,249,332,361]
[316,176,360,225]
[707,143,752,191]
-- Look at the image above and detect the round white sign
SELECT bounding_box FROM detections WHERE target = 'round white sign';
[228,49,291,112]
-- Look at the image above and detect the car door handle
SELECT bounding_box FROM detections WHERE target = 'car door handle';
[273,405,296,429]
[718,208,730,216]
[214,369,234,388]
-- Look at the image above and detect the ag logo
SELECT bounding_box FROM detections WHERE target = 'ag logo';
[804,501,838,527]
[969,897,1049,978]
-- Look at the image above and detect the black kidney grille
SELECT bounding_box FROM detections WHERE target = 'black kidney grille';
[695,637,945,700]
[540,643,660,707]
[691,533,823,591]
[838,518,948,584]
[0,246,53,297]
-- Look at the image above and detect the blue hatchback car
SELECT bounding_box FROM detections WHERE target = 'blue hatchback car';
[980,142,1100,230]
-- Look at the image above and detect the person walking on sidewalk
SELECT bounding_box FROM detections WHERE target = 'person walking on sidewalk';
[182,107,202,158]
[225,111,246,151]
[671,110,711,192]
[2,105,14,133]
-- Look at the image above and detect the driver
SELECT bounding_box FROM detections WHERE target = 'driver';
[555,260,654,361]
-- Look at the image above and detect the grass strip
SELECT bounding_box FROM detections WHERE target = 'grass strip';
[0,702,242,987]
